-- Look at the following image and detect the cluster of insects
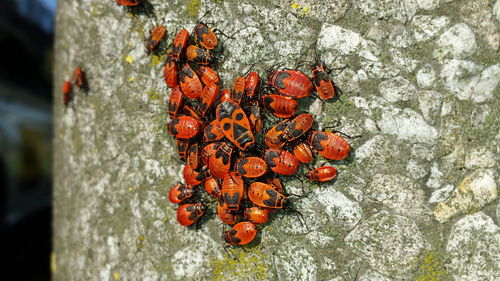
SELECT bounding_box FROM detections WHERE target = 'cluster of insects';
[110,0,353,246]
[62,66,86,105]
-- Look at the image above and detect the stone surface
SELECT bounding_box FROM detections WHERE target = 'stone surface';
[446,212,500,280]
[367,174,429,217]
[379,76,417,102]
[416,64,437,89]
[434,169,498,222]
[54,1,500,280]
[435,23,477,59]
[429,184,454,204]
[461,0,500,51]
[418,90,442,125]
[411,15,450,42]
[346,211,427,277]
[377,108,438,144]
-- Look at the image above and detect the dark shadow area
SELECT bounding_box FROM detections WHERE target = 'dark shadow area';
[0,1,54,281]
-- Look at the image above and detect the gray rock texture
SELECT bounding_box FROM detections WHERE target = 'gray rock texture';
[54,0,499,280]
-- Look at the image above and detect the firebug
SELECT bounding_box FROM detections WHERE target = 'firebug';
[225,222,258,245]
[268,70,313,99]
[178,63,203,99]
[177,203,205,226]
[168,116,202,139]
[264,149,299,176]
[168,184,194,204]
[307,131,350,160]
[261,94,298,118]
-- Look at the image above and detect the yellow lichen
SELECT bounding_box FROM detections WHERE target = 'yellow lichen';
[415,251,449,281]
[291,3,299,9]
[210,248,272,281]
[125,55,134,64]
[128,76,135,82]
[148,90,161,100]
[150,54,166,67]
[136,235,145,250]
[114,272,120,280]
[187,0,201,19]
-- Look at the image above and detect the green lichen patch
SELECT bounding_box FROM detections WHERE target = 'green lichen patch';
[210,247,273,281]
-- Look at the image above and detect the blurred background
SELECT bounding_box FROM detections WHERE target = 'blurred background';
[0,0,55,280]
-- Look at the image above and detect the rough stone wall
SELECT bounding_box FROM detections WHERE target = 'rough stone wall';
[53,0,499,280]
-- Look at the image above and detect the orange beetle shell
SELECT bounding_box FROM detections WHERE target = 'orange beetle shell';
[261,94,298,118]
[292,142,313,163]
[168,116,201,139]
[186,45,215,65]
[198,83,219,117]
[266,176,284,193]
[283,113,314,142]
[311,63,335,100]
[146,25,167,52]
[235,157,268,178]
[63,80,72,105]
[225,222,258,245]
[244,207,269,224]
[204,177,221,198]
[307,166,337,182]
[221,172,245,211]
[247,103,263,134]
[168,184,194,204]
[182,104,201,120]
[225,221,257,245]
[217,199,238,225]
[248,182,286,208]
[216,99,255,150]
[168,86,184,118]
[163,54,178,88]
[193,23,218,50]
[183,165,209,186]
[264,149,299,176]
[198,66,220,86]
[172,29,189,61]
[308,131,350,160]
[179,63,203,99]
[177,203,204,226]
[115,0,140,6]
[201,143,218,166]
[264,119,289,148]
[72,67,86,89]
[176,139,190,160]
[187,143,200,169]
[203,119,225,142]
[245,71,260,99]
[231,76,245,104]
[268,70,313,99]
[208,142,233,179]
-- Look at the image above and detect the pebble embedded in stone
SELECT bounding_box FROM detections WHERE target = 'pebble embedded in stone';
[411,15,450,42]
[416,64,436,89]
[435,23,477,59]
[418,90,443,125]
[417,0,440,10]
[377,108,438,144]
[429,184,455,203]
[446,212,500,280]
[433,169,498,223]
[367,174,429,217]
[346,211,427,276]
[465,147,496,169]
[379,76,417,102]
